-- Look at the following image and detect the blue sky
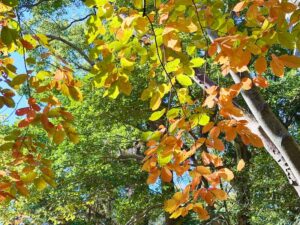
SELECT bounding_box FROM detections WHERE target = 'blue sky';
[1,53,27,125]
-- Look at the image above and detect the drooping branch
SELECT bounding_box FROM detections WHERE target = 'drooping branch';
[61,13,95,30]
[46,34,94,66]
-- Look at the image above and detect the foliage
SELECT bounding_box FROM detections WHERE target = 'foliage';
[0,0,300,224]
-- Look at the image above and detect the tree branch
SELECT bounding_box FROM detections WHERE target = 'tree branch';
[46,34,94,66]
[20,0,47,9]
[62,13,94,30]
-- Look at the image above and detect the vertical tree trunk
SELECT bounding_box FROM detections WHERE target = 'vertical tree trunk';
[233,138,251,225]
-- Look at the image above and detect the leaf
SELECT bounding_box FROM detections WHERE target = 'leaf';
[150,92,161,111]
[270,54,284,77]
[253,76,269,88]
[278,55,300,68]
[198,113,210,126]
[165,59,180,73]
[193,203,210,220]
[16,183,29,196]
[176,74,193,86]
[210,189,227,200]
[209,127,220,139]
[158,153,172,167]
[218,168,234,181]
[53,129,66,145]
[68,86,83,101]
[34,177,48,191]
[255,57,267,75]
[202,122,214,133]
[161,167,172,182]
[121,58,135,68]
[2,0,18,7]
[166,108,181,119]
[1,27,13,46]
[190,58,205,68]
[10,74,28,88]
[233,1,247,12]
[36,71,51,80]
[237,159,245,171]
[149,108,166,121]
[241,77,252,90]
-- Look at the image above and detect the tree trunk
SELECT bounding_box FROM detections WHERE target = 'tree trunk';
[202,30,300,197]
[194,69,300,197]
[230,71,300,196]
[233,138,251,225]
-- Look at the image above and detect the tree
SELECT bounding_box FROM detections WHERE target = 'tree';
[0,0,300,223]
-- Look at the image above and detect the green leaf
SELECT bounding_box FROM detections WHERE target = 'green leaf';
[10,74,28,88]
[176,74,193,86]
[199,113,210,126]
[149,108,166,121]
[190,57,206,67]
[1,27,13,46]
[166,108,181,119]
[2,0,18,7]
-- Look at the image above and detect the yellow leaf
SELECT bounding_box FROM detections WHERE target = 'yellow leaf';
[198,113,210,126]
[149,108,166,121]
[190,58,205,67]
[150,92,162,110]
[34,177,48,191]
[237,159,245,171]
[176,74,193,86]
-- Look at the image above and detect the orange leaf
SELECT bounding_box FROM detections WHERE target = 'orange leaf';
[214,138,225,151]
[147,168,160,184]
[237,159,245,171]
[218,168,234,181]
[208,42,218,56]
[241,77,252,90]
[193,203,210,220]
[161,167,172,182]
[202,122,214,134]
[278,55,300,68]
[233,1,247,12]
[209,127,220,139]
[210,188,228,200]
[253,76,269,88]
[271,54,284,77]
[255,56,267,75]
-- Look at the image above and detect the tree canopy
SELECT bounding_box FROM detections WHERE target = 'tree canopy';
[0,0,300,224]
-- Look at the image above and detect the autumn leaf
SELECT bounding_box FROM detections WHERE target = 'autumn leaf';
[161,167,172,182]
[233,1,248,12]
[255,56,267,75]
[237,159,245,171]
